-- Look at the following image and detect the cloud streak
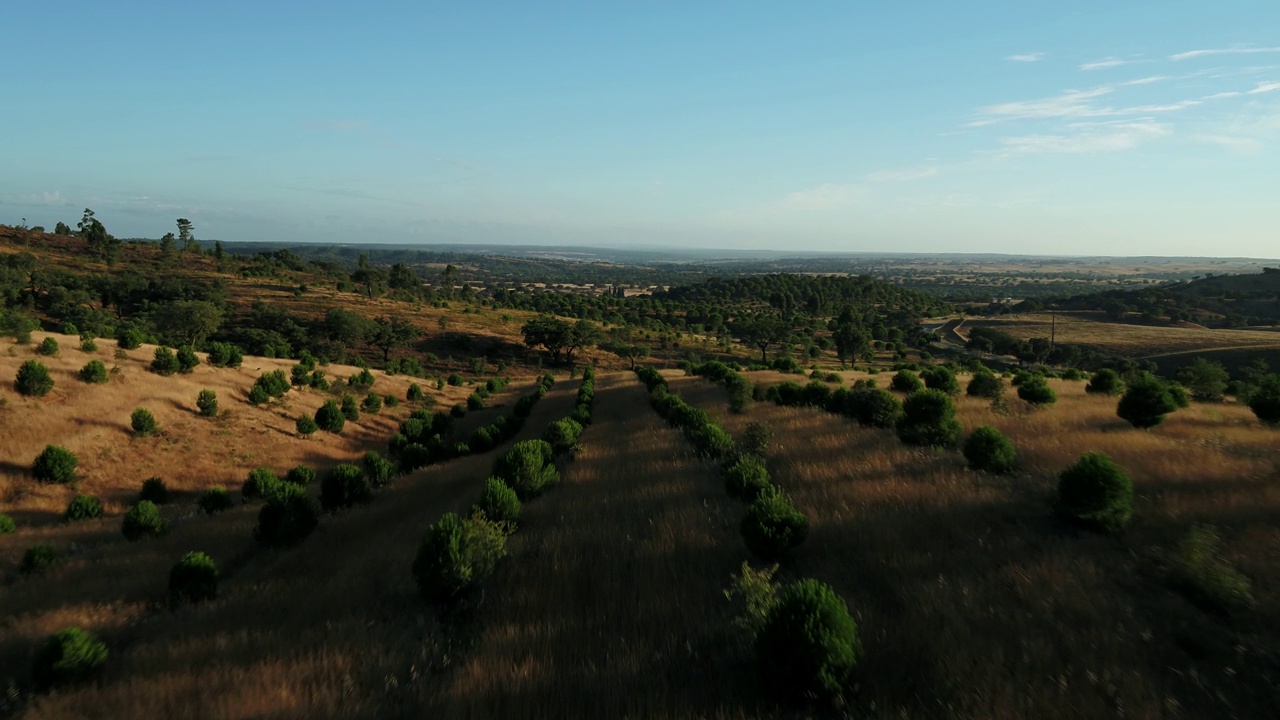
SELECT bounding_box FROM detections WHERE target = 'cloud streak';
[1247,81,1280,94]
[1007,52,1046,63]
[1080,58,1128,71]
[998,121,1170,156]
[1170,46,1280,61]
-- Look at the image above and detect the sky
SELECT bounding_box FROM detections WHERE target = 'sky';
[2,1,1279,256]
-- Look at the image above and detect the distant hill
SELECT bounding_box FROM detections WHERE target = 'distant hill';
[1049,267,1280,328]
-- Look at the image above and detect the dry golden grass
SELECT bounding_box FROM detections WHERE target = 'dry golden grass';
[965,312,1280,357]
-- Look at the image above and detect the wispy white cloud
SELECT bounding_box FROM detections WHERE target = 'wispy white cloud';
[865,167,938,183]
[998,121,1170,156]
[1007,52,1046,63]
[973,79,1193,125]
[1170,46,1280,61]
[1203,91,1242,100]
[1118,75,1166,86]
[1247,81,1280,94]
[1080,58,1128,71]
[778,184,867,210]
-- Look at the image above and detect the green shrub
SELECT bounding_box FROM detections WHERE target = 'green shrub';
[963,426,1016,473]
[383,393,399,408]
[340,395,360,422]
[320,463,371,510]
[37,336,60,357]
[285,465,316,486]
[1056,452,1133,533]
[248,384,270,405]
[33,445,78,483]
[308,369,329,390]
[64,494,103,522]
[131,407,158,436]
[755,578,859,704]
[196,389,218,417]
[1171,526,1254,613]
[31,627,108,688]
[21,543,59,575]
[361,391,383,414]
[492,440,559,499]
[739,421,773,458]
[169,551,219,604]
[242,467,282,501]
[466,392,485,410]
[474,477,522,525]
[542,417,584,455]
[450,402,467,418]
[1248,374,1280,426]
[295,413,318,437]
[412,512,508,607]
[920,366,960,395]
[205,342,243,368]
[139,477,170,504]
[447,372,464,386]
[80,335,98,353]
[315,400,345,433]
[741,490,809,560]
[116,327,144,350]
[121,500,166,540]
[253,370,290,399]
[895,390,961,447]
[724,455,773,501]
[150,346,179,376]
[197,487,235,515]
[78,359,109,384]
[1086,368,1124,395]
[1117,373,1178,428]
[254,484,320,546]
[363,451,397,487]
[845,388,903,428]
[890,370,923,393]
[176,345,199,373]
[1017,377,1056,406]
[966,371,1004,399]
[350,368,375,390]
[0,513,14,534]
[407,383,424,402]
[15,359,54,396]
[1168,382,1191,409]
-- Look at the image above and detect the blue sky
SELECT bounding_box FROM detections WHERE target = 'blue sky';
[2,2,1278,256]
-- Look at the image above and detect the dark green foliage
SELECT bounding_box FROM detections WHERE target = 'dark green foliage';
[895,390,961,447]
[1172,526,1254,613]
[131,407,158,435]
[966,371,1004,399]
[315,400,346,433]
[741,490,809,560]
[1086,368,1124,395]
[197,487,235,515]
[196,389,218,417]
[254,484,320,546]
[291,363,311,387]
[383,393,399,408]
[308,370,329,390]
[635,365,668,392]
[844,387,903,428]
[21,543,59,575]
[1117,373,1178,428]
[363,451,397,487]
[447,372,464,386]
[450,402,467,418]
[31,627,108,688]
[37,336,60,357]
[1176,357,1229,402]
[1248,374,1280,426]
[963,426,1017,473]
[139,477,170,504]
[492,440,559,499]
[466,392,485,410]
[739,421,773,457]
[150,346,180,376]
[320,463,371,510]
[205,342,243,368]
[890,370,923,394]
[169,551,219,604]
[247,384,270,405]
[0,513,14,534]
[16,359,54,396]
[176,345,199,373]
[542,417,584,455]
[412,512,508,607]
[116,327,144,350]
[121,500,166,540]
[755,579,859,704]
[79,335,97,352]
[361,391,383,413]
[724,455,773,501]
[406,382,424,402]
[285,465,316,486]
[340,395,360,421]
[1056,452,1134,532]
[253,370,290,400]
[350,367,375,391]
[468,426,495,454]
[474,477,521,525]
[33,444,78,483]
[64,494,103,522]
[295,413,319,436]
[1168,382,1191,409]
[920,366,960,395]
[1017,377,1056,406]
[242,467,282,501]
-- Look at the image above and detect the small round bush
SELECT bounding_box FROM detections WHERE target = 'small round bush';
[963,426,1016,473]
[176,345,199,373]
[363,451,397,487]
[131,407,158,436]
[150,346,179,376]
[447,373,464,387]
[315,400,345,433]
[1056,451,1134,533]
[33,445,78,484]
[37,336,60,357]
[169,551,219,604]
[966,371,1004,399]
[920,366,960,395]
[296,413,319,437]
[247,384,271,405]
[197,487,235,515]
[474,476,522,525]
[1168,382,1191,409]
[407,383,425,402]
[31,627,108,689]
[340,395,360,422]
[383,393,399,408]
[64,494,103,522]
[0,513,14,534]
[284,465,316,486]
[139,477,170,504]
[80,335,98,352]
[320,463,371,510]
[1086,368,1125,395]
[890,370,923,394]
[755,578,860,704]
[412,512,508,607]
[21,543,59,575]
[1117,374,1178,428]
[739,421,773,457]
[895,390,961,447]
[116,327,144,350]
[79,359,109,384]
[724,455,773,501]
[492,440,559,499]
[15,359,54,396]
[542,417,584,455]
[741,490,809,561]
[361,391,383,414]
[846,387,903,428]
[1248,374,1280,426]
[1017,377,1057,406]
[450,402,467,418]
[254,484,320,546]
[121,500,166,541]
[196,389,218,417]
[242,467,282,501]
